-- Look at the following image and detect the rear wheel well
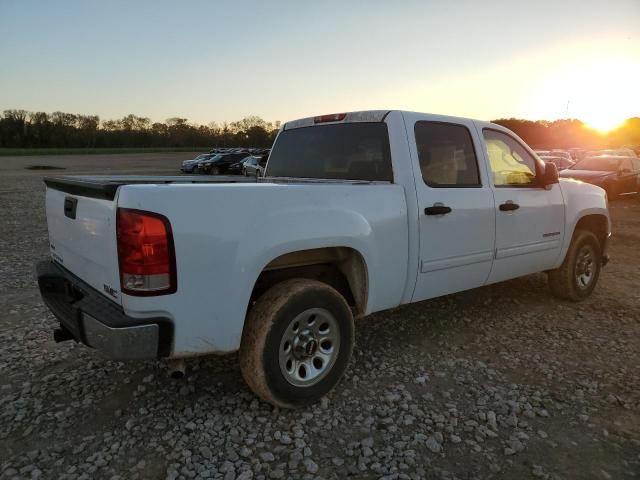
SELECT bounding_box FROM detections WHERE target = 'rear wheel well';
[574,214,608,250]
[249,247,368,316]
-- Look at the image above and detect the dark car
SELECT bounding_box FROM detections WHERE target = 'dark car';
[199,152,252,174]
[226,155,254,175]
[181,153,213,173]
[559,155,640,197]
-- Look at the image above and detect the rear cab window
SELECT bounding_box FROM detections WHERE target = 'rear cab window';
[266,123,393,182]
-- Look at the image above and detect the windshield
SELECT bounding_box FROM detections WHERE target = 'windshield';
[571,156,621,171]
[267,122,393,181]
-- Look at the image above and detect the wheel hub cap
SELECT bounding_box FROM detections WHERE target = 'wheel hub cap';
[292,330,318,359]
[575,245,595,289]
[278,308,340,387]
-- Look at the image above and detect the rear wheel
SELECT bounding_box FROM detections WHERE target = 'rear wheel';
[548,229,601,301]
[239,279,354,408]
[211,166,220,175]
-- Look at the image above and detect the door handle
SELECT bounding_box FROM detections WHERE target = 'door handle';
[424,205,452,215]
[499,202,520,212]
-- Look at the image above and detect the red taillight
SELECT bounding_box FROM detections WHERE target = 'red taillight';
[314,113,347,123]
[116,208,176,296]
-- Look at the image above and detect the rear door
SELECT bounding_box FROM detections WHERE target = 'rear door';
[405,114,496,302]
[481,128,565,284]
[45,187,122,303]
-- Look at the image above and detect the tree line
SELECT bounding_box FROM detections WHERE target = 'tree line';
[491,117,640,150]
[0,110,280,149]
[0,109,638,150]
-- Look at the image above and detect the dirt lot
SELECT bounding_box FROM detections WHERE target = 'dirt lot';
[0,154,638,480]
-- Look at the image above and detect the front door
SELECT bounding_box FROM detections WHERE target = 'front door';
[481,128,565,284]
[618,157,638,195]
[406,115,496,302]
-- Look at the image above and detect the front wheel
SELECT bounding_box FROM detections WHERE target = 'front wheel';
[239,279,354,408]
[548,229,601,301]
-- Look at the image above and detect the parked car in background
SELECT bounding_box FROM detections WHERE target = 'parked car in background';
[550,150,573,162]
[226,155,253,175]
[540,154,574,171]
[568,148,586,161]
[181,154,211,173]
[241,156,260,176]
[617,148,638,158]
[243,154,269,176]
[560,155,640,197]
[199,152,252,174]
[586,149,638,159]
[37,110,610,407]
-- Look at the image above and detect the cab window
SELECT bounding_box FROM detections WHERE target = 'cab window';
[414,122,480,187]
[483,129,540,187]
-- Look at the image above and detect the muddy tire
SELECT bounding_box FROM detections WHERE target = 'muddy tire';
[239,278,354,408]
[548,229,601,301]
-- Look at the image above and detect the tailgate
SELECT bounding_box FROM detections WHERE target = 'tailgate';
[45,187,122,304]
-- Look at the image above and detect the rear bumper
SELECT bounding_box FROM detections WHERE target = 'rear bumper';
[36,260,173,360]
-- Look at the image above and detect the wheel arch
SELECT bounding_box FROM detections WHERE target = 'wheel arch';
[248,246,369,318]
[574,213,609,250]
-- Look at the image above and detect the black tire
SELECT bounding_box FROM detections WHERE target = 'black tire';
[239,278,354,408]
[548,229,601,301]
[211,166,220,175]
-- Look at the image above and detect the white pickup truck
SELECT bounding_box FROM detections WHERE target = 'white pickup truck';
[37,110,610,407]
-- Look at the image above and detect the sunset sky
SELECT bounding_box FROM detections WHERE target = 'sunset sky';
[1,0,639,131]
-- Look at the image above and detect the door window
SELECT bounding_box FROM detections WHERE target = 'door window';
[483,129,540,187]
[620,158,633,172]
[414,122,480,187]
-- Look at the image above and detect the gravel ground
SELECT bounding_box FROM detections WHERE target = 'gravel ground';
[0,154,639,480]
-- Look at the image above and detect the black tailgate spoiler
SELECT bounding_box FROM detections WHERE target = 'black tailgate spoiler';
[43,175,256,200]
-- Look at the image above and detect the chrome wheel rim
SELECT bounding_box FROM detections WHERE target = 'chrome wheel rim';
[575,244,596,289]
[278,308,340,387]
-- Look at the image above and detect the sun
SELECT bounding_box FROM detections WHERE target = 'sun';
[523,52,639,134]
[581,111,626,134]
[556,61,636,134]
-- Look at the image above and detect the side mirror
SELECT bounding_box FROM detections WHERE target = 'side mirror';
[540,162,559,188]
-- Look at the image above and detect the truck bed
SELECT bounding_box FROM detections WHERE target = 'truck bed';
[43,175,257,200]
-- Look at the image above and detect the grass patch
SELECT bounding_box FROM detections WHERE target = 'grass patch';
[0,147,205,156]
[25,165,66,170]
